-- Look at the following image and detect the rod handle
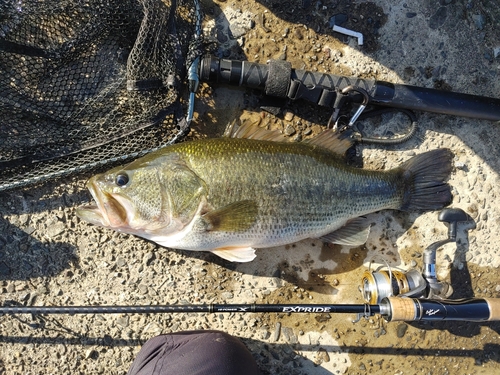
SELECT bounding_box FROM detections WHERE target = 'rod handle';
[383,297,417,321]
[383,297,500,322]
[485,298,500,321]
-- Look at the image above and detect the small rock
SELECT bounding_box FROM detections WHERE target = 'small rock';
[116,316,129,328]
[0,261,11,276]
[283,110,294,121]
[229,24,246,39]
[472,14,486,30]
[221,291,234,300]
[318,347,330,362]
[116,257,127,268]
[45,222,65,238]
[315,313,331,323]
[281,326,297,344]
[269,350,280,360]
[468,203,479,219]
[493,46,500,59]
[396,323,408,338]
[143,252,154,265]
[273,322,281,341]
[85,349,98,360]
[428,7,447,30]
[25,226,36,235]
[311,125,323,134]
[260,329,271,340]
[284,124,296,136]
[37,285,49,295]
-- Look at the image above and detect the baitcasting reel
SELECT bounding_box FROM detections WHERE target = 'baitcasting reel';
[361,208,470,304]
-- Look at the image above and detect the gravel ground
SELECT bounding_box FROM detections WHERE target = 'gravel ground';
[2,0,500,374]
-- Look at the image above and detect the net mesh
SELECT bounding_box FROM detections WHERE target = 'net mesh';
[0,0,202,191]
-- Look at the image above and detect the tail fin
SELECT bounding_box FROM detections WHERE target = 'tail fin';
[399,148,453,211]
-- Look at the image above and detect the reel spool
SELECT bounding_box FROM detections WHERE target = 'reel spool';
[361,267,427,304]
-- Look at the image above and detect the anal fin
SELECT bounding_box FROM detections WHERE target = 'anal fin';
[320,218,371,246]
[210,246,256,262]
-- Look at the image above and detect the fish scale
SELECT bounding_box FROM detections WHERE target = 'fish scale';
[181,138,399,244]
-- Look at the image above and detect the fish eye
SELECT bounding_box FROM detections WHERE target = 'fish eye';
[115,172,129,187]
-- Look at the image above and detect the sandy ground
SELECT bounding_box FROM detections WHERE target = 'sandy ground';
[1,0,500,374]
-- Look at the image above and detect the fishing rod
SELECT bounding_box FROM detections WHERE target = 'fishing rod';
[197,55,500,144]
[1,298,499,323]
[1,208,498,323]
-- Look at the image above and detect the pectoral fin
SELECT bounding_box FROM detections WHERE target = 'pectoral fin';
[320,218,371,246]
[202,200,258,232]
[210,246,257,262]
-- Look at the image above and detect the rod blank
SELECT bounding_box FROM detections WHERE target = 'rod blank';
[0,303,378,316]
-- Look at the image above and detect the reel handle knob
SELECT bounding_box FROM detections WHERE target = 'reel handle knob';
[438,208,469,240]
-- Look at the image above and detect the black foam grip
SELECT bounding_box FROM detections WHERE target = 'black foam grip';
[265,59,292,98]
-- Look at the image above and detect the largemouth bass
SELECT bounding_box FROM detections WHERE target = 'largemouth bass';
[77,129,452,262]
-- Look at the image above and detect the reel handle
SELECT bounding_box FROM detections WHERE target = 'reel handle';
[382,297,500,322]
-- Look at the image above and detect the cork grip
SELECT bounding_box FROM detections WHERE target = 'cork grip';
[485,298,500,321]
[386,297,417,321]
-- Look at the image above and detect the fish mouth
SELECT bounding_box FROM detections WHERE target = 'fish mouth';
[76,202,106,226]
[76,178,128,228]
[76,178,109,227]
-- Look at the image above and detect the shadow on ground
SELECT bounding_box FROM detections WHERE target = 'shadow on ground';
[0,329,499,369]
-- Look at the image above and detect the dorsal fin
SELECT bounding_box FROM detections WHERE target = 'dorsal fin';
[303,129,354,156]
[224,120,289,142]
[224,119,354,156]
